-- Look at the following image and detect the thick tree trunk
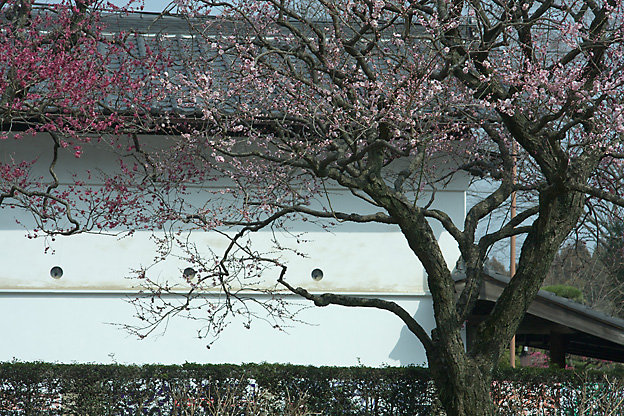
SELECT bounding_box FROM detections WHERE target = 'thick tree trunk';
[425,188,588,416]
[428,338,496,416]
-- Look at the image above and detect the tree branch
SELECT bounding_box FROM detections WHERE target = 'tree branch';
[571,183,624,208]
[277,275,434,353]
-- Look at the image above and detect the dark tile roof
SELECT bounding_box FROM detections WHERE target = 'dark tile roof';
[454,270,624,362]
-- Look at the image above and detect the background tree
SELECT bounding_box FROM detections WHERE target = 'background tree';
[3,0,624,415]
[596,219,624,315]
[485,257,512,275]
[544,219,624,318]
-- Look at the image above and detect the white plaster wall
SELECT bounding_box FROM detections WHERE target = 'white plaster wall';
[0,292,433,366]
[0,134,467,366]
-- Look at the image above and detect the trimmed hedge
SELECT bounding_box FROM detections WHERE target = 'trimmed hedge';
[0,362,622,415]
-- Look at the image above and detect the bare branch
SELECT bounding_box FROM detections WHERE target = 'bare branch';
[277,274,434,352]
[571,183,624,208]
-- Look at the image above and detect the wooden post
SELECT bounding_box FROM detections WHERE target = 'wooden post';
[550,332,566,368]
[510,142,517,368]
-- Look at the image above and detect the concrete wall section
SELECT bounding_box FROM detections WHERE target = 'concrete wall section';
[0,133,467,366]
[0,229,428,294]
[0,292,433,367]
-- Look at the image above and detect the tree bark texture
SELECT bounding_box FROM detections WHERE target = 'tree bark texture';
[428,349,496,416]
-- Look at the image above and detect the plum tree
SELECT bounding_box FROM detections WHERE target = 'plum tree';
[2,0,624,414]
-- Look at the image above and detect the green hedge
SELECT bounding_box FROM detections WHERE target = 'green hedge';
[541,285,585,303]
[0,362,622,415]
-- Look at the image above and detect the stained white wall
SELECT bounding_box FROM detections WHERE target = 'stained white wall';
[0,134,467,366]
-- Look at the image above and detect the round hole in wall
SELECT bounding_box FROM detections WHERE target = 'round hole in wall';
[183,267,197,279]
[50,266,63,279]
[311,268,324,281]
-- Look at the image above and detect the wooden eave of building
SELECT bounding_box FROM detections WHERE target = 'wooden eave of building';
[455,271,624,365]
